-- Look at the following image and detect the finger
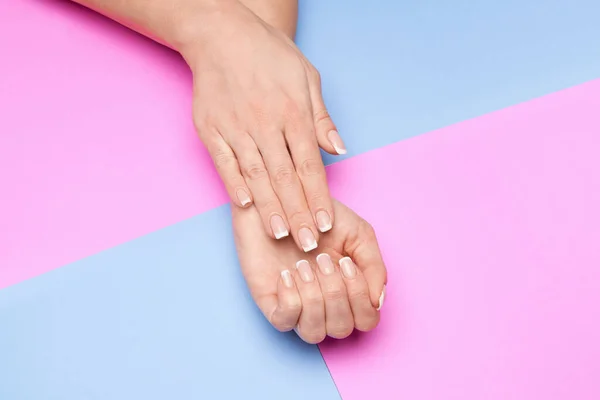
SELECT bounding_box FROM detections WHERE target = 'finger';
[204,130,253,208]
[254,129,319,252]
[284,118,335,234]
[349,221,388,310]
[229,133,291,240]
[339,257,380,332]
[306,66,346,155]
[315,253,354,339]
[258,270,302,332]
[293,260,326,344]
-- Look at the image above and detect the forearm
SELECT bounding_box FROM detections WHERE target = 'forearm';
[239,0,297,39]
[70,0,298,52]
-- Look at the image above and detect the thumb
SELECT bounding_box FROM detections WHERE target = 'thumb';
[306,66,347,156]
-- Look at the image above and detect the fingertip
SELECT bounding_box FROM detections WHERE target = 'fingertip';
[234,187,253,208]
[326,130,347,155]
[376,285,386,311]
[280,269,295,289]
[270,214,290,240]
[297,226,319,253]
[317,131,346,156]
[315,210,333,233]
[339,256,357,279]
[317,140,339,156]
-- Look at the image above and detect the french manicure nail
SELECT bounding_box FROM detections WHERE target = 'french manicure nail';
[377,285,386,311]
[270,214,289,239]
[327,130,347,155]
[339,257,356,279]
[316,253,335,275]
[236,188,251,206]
[295,260,315,283]
[298,227,317,252]
[316,210,332,233]
[281,270,294,288]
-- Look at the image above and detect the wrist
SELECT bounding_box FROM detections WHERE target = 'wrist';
[172,0,244,66]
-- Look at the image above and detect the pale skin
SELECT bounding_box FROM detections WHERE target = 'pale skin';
[234,200,387,342]
[70,0,387,341]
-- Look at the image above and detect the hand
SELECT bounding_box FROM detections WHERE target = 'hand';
[233,199,387,343]
[183,2,346,253]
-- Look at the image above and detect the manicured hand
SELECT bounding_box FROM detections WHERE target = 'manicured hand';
[184,2,345,252]
[233,199,387,343]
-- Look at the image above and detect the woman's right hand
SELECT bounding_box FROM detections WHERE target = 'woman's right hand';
[180,1,346,253]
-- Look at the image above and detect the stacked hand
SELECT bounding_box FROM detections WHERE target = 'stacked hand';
[184,2,346,253]
[233,199,387,343]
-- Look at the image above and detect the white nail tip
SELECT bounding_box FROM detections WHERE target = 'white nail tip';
[333,144,347,155]
[377,285,386,311]
[318,222,332,233]
[240,198,251,206]
[338,256,352,266]
[295,260,309,269]
[316,253,329,263]
[302,241,318,252]
[274,230,289,239]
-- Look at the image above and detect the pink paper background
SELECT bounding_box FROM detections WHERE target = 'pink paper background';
[322,79,600,399]
[0,0,227,289]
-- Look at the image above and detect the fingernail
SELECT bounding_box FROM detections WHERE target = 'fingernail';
[236,188,251,206]
[377,285,386,311]
[270,215,289,239]
[316,253,335,275]
[298,227,317,252]
[327,130,347,155]
[316,210,332,233]
[281,270,294,288]
[339,257,356,279]
[295,260,314,283]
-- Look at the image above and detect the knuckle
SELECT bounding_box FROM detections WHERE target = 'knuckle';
[304,292,324,307]
[349,220,377,251]
[301,329,326,344]
[328,322,353,339]
[273,166,297,187]
[274,320,295,332]
[213,151,236,171]
[307,191,327,206]
[355,315,380,332]
[347,288,370,303]
[281,297,302,314]
[298,157,323,178]
[192,112,207,133]
[272,322,289,332]
[313,109,332,125]
[283,99,301,119]
[360,220,376,238]
[277,310,301,330]
[243,163,268,181]
[286,209,306,225]
[323,287,346,303]
[258,199,281,213]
